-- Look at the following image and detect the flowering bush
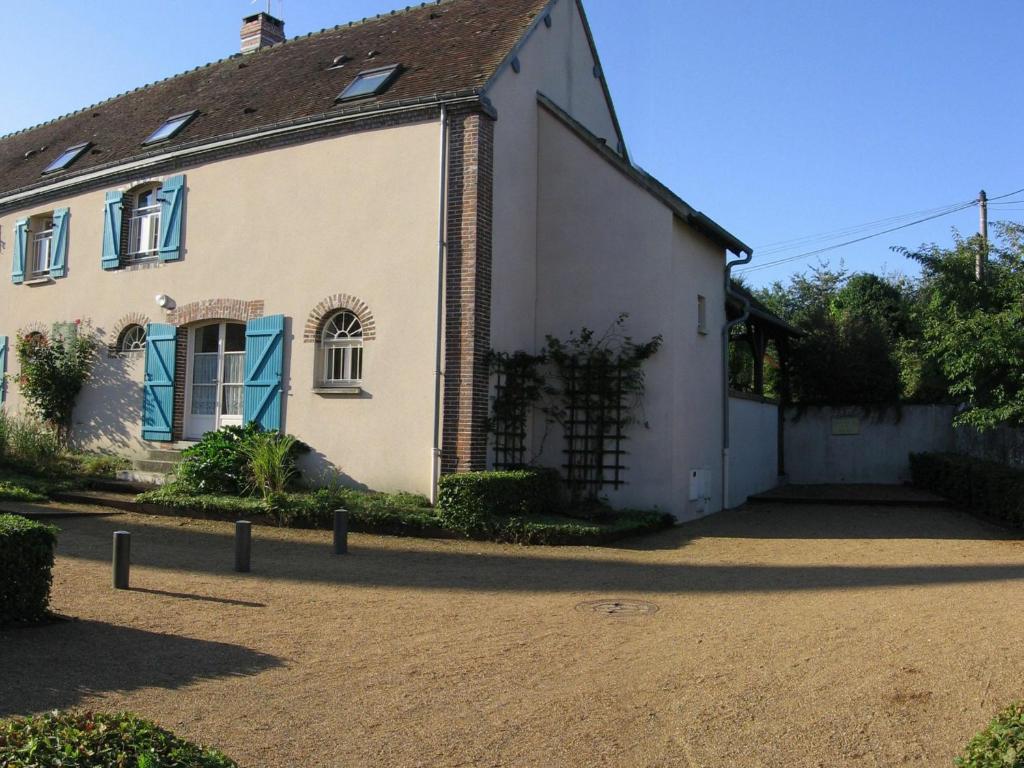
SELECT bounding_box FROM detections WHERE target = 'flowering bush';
[15,321,98,446]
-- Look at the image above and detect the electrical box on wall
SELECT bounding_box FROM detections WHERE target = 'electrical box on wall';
[688,469,703,501]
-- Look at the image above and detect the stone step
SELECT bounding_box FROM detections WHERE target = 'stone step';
[145,449,184,463]
[130,459,178,474]
[115,469,169,487]
[53,489,140,513]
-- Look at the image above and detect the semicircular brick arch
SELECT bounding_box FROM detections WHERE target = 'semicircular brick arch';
[167,298,264,327]
[107,312,151,357]
[304,293,376,342]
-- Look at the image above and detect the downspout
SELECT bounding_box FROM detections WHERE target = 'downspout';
[430,105,449,505]
[722,250,752,510]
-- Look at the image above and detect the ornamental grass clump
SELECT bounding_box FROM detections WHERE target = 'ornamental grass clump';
[0,711,238,768]
[242,430,298,497]
[0,409,61,473]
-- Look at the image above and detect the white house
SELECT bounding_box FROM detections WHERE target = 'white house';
[0,0,763,519]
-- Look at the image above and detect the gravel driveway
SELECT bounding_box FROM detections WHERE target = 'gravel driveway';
[2,502,1022,767]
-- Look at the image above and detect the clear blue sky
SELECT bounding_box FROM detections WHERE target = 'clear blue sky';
[3,0,1022,287]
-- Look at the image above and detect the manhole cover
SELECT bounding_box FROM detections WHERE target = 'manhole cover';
[575,599,659,616]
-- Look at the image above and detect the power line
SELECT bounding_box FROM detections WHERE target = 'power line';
[736,200,977,275]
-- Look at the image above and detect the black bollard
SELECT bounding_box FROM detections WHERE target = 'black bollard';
[333,508,348,555]
[112,531,131,589]
[234,520,252,573]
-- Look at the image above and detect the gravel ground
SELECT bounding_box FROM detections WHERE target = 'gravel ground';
[3,503,1024,767]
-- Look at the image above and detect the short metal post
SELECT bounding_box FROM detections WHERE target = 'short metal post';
[112,531,131,589]
[234,520,252,573]
[333,508,348,555]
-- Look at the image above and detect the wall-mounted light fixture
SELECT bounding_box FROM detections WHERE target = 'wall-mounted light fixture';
[155,294,175,310]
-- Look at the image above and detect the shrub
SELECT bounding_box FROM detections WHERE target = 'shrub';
[957,702,1024,767]
[242,430,297,497]
[436,469,562,534]
[0,409,61,474]
[0,481,47,502]
[66,451,131,478]
[0,513,57,626]
[0,711,237,768]
[910,452,1024,526]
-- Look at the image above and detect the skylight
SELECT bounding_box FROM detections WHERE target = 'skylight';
[41,142,91,174]
[336,65,401,102]
[143,110,198,145]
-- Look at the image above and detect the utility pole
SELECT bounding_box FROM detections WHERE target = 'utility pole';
[976,189,988,281]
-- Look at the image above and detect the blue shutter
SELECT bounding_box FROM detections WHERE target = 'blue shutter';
[243,315,285,431]
[11,219,27,284]
[49,208,69,278]
[157,174,185,262]
[102,191,123,270]
[142,323,176,441]
[0,335,7,404]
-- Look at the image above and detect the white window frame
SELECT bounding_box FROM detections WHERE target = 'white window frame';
[126,185,162,261]
[319,311,364,388]
[28,215,55,279]
[117,324,148,357]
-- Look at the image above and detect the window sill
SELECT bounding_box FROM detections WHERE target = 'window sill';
[24,275,54,286]
[313,386,363,396]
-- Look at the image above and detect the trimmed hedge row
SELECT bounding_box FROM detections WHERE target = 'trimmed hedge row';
[0,711,237,768]
[436,469,562,534]
[956,701,1024,767]
[0,513,57,626]
[909,452,1024,526]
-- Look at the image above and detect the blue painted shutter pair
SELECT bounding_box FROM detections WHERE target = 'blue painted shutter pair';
[0,335,7,404]
[142,323,176,441]
[101,191,123,270]
[157,174,185,262]
[243,315,285,431]
[49,208,70,278]
[11,219,27,284]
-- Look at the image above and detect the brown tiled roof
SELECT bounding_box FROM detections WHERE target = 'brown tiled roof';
[0,0,549,198]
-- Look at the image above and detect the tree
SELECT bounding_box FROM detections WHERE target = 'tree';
[902,224,1024,429]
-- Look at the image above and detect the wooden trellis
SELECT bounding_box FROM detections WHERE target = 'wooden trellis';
[491,363,529,469]
[561,358,628,490]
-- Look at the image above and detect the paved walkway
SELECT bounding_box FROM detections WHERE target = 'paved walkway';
[2,502,1022,767]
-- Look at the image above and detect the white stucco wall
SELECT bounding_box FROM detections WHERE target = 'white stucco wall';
[0,121,442,495]
[532,108,727,519]
[727,395,779,506]
[784,405,956,484]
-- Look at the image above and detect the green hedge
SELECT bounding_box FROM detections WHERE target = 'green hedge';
[0,513,57,626]
[957,702,1024,767]
[0,711,236,768]
[909,452,1024,526]
[436,469,563,534]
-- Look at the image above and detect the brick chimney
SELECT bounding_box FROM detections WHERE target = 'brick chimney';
[241,12,284,54]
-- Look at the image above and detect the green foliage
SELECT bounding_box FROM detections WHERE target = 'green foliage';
[909,452,1024,527]
[176,424,306,495]
[0,481,47,502]
[496,509,673,545]
[488,349,549,463]
[14,322,98,445]
[0,513,57,626]
[0,711,237,768]
[436,469,562,534]
[0,409,61,474]
[63,452,131,478]
[956,702,1024,767]
[241,431,297,497]
[903,224,1024,430]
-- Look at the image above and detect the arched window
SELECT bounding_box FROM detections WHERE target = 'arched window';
[127,184,161,260]
[319,310,363,386]
[117,324,147,356]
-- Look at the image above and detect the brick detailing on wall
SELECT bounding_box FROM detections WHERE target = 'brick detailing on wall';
[303,294,376,343]
[167,298,264,327]
[107,312,151,357]
[171,331,188,442]
[440,109,494,474]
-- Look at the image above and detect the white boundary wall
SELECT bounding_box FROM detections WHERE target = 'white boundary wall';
[784,405,956,484]
[728,395,779,506]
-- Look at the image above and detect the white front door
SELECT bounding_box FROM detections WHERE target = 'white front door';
[185,322,246,439]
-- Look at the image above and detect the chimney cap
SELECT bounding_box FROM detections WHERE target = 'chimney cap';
[243,11,283,25]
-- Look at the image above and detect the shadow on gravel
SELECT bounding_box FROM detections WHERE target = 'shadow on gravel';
[51,507,1024,595]
[0,619,282,716]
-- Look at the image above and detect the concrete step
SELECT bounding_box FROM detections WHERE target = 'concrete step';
[130,459,178,474]
[115,469,169,487]
[145,449,184,463]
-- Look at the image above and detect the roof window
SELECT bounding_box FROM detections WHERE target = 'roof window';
[336,65,401,102]
[143,110,198,145]
[41,142,91,174]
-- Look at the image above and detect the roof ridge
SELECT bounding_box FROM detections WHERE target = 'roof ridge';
[0,0,456,143]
